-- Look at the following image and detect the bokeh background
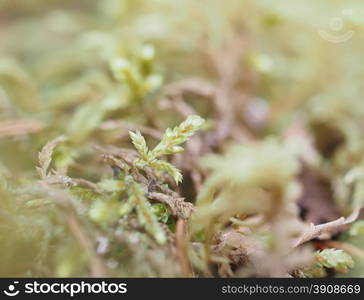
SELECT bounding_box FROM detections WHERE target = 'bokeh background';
[1,0,364,277]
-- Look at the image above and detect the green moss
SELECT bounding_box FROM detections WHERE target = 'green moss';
[1,0,364,278]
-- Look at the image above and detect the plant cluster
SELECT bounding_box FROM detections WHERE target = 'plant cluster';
[1,0,364,277]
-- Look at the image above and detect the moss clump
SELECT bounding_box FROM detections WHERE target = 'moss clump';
[0,0,364,277]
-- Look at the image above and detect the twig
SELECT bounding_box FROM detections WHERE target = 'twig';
[148,192,194,219]
[0,119,44,138]
[294,206,364,247]
[176,219,192,277]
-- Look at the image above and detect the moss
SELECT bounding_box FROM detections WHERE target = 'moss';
[1,0,364,278]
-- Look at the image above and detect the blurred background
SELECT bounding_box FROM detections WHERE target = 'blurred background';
[1,0,364,277]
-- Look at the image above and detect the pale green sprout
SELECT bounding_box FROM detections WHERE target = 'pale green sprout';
[96,178,125,193]
[140,44,155,61]
[89,196,122,225]
[89,175,167,245]
[109,44,163,102]
[110,58,136,83]
[349,220,364,236]
[129,115,205,184]
[119,179,167,245]
[248,53,274,74]
[151,203,171,223]
[315,249,354,272]
[296,248,355,278]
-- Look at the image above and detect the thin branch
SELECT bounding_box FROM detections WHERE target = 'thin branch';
[176,219,192,277]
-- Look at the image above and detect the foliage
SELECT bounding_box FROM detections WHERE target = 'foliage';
[130,115,205,184]
[1,0,364,278]
[296,249,354,278]
[315,249,354,271]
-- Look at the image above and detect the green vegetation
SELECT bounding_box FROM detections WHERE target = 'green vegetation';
[1,0,364,277]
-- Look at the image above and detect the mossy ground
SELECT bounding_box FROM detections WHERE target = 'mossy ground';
[1,0,364,277]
